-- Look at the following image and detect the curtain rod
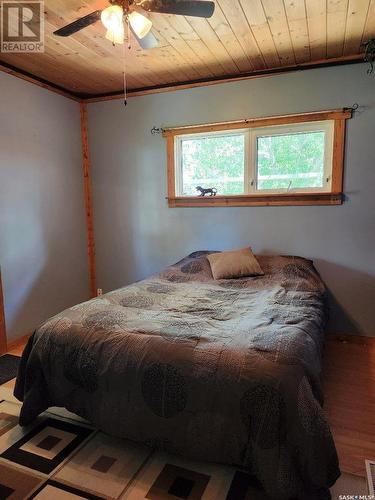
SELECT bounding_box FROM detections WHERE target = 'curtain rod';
[150,105,359,135]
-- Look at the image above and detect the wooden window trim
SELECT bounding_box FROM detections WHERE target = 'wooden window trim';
[164,109,351,208]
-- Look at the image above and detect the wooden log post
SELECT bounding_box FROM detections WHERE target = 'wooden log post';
[80,103,97,299]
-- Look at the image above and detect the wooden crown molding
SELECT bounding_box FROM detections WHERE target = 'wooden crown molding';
[0,61,82,102]
[82,54,364,103]
[0,54,364,104]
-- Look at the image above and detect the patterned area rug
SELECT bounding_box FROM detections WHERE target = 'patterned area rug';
[0,392,272,499]
[0,383,368,499]
[0,355,20,385]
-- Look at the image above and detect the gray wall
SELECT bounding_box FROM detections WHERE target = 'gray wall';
[88,63,375,336]
[0,72,88,342]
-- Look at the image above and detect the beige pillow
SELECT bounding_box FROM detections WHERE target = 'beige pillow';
[207,247,264,280]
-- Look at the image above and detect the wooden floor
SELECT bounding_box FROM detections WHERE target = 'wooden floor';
[3,334,375,478]
[323,335,375,477]
[6,334,30,357]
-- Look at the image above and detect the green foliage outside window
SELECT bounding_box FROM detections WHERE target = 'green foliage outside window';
[181,135,245,195]
[180,130,326,196]
[257,131,325,190]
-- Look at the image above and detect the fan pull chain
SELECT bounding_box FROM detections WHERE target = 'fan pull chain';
[127,19,131,50]
[120,17,132,107]
[122,39,127,106]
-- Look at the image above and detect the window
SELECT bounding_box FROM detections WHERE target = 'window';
[177,132,247,196]
[164,109,351,207]
[253,122,333,193]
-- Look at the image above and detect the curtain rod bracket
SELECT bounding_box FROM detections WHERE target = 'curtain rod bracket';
[151,127,164,135]
[343,103,360,115]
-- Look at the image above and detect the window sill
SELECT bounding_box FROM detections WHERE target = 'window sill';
[168,192,343,208]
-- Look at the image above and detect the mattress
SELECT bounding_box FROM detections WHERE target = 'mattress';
[15,252,339,499]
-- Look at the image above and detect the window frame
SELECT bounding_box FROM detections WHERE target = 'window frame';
[164,109,351,207]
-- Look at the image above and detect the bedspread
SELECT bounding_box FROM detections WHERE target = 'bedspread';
[15,252,339,499]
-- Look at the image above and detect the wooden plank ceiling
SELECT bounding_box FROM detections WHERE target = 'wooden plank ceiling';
[0,0,374,98]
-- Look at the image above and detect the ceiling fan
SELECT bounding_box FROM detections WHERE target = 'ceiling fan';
[54,0,215,49]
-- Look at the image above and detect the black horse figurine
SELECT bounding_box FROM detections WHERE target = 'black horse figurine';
[196,186,217,197]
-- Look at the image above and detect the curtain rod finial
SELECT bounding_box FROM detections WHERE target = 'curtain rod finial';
[151,126,164,135]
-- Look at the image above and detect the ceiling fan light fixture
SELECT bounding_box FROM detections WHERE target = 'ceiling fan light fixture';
[101,5,124,32]
[105,27,124,44]
[128,9,152,39]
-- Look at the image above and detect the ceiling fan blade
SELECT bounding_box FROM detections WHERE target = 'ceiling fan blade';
[53,10,102,37]
[139,0,215,18]
[130,25,159,49]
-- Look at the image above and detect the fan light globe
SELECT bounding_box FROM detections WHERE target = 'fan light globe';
[105,27,124,44]
[128,10,152,39]
[101,5,124,33]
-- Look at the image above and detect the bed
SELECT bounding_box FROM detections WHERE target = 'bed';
[15,251,339,499]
